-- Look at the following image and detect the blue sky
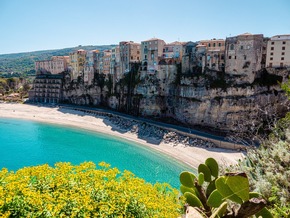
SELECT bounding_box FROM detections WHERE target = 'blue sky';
[0,0,290,54]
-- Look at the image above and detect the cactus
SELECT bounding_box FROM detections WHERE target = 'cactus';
[205,157,219,178]
[184,192,203,208]
[198,172,204,186]
[179,157,272,217]
[209,202,227,218]
[180,171,196,187]
[198,163,212,182]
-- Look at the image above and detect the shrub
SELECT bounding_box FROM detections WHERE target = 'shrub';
[0,162,182,217]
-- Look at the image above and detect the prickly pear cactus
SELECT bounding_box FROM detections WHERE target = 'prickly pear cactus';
[180,157,272,218]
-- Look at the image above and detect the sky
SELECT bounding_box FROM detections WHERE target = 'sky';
[0,0,290,55]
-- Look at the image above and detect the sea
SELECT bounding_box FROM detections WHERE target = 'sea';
[0,118,194,188]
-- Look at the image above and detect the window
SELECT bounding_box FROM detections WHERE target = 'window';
[271,47,274,50]
[213,43,216,47]
[283,41,286,44]
[241,46,244,50]
[229,56,232,59]
[281,57,284,60]
[270,52,273,55]
[235,56,236,59]
[131,56,133,60]
[280,63,284,67]
[244,55,247,60]
[282,52,285,55]
[218,43,221,47]
[270,57,273,60]
[271,42,274,45]
[230,44,234,50]
[282,46,285,50]
[208,43,211,47]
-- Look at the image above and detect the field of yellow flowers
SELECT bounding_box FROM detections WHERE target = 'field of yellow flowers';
[0,162,183,217]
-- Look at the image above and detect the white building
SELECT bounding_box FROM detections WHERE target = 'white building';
[266,35,290,68]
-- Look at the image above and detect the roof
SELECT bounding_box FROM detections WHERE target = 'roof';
[142,38,165,42]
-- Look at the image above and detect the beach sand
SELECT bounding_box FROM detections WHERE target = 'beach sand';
[0,103,245,169]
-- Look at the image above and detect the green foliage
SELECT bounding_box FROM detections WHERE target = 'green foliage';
[180,158,271,217]
[281,76,290,98]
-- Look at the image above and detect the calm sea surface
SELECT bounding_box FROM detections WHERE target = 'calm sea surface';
[0,118,194,188]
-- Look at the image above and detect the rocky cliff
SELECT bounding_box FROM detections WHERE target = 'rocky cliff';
[62,66,290,135]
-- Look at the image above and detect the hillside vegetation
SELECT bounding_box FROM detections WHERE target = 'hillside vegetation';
[0,45,116,78]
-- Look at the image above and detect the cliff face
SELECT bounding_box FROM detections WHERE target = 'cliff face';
[61,67,290,133]
[62,75,102,106]
[136,66,289,133]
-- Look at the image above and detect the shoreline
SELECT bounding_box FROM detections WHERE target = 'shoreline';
[0,103,245,169]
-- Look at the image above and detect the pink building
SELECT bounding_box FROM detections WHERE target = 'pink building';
[35,56,69,75]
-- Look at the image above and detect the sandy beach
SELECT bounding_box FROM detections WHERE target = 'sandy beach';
[0,103,245,169]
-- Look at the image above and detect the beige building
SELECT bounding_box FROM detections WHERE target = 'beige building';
[102,50,112,75]
[266,35,290,68]
[225,33,265,83]
[199,39,225,72]
[35,56,69,75]
[119,41,141,75]
[69,49,87,81]
[162,41,184,64]
[141,38,166,73]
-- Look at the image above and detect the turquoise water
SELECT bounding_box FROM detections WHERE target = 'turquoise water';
[0,118,194,188]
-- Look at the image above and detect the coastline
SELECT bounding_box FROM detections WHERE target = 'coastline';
[0,103,245,169]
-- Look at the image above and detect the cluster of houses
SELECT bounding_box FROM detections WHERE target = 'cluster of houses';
[29,33,290,104]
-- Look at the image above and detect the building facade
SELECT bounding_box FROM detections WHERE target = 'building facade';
[69,49,87,81]
[162,41,183,64]
[35,56,69,75]
[225,33,265,82]
[182,41,198,73]
[29,73,64,103]
[141,38,166,73]
[199,39,225,72]
[119,41,141,75]
[84,50,99,85]
[266,35,290,68]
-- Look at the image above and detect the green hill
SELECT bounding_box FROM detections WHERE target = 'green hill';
[0,45,116,78]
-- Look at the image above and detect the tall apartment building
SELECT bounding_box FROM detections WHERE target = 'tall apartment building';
[266,35,290,68]
[141,38,166,73]
[119,41,141,75]
[84,50,99,85]
[69,49,87,81]
[162,41,184,64]
[102,50,112,75]
[225,33,265,82]
[29,72,64,103]
[110,46,120,78]
[35,56,69,75]
[182,41,198,73]
[198,39,225,72]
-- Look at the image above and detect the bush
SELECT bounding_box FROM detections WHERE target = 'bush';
[0,162,182,217]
